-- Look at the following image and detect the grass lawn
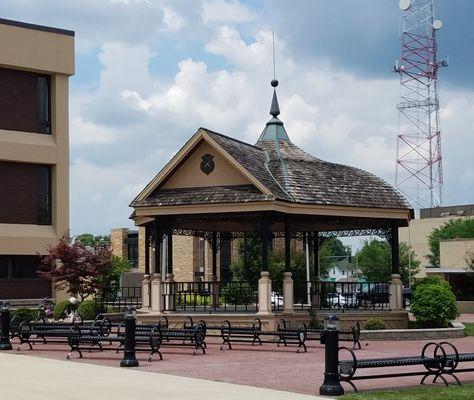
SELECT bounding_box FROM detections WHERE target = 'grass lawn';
[341,384,474,399]
[463,323,474,336]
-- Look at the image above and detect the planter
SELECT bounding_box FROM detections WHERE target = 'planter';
[360,321,465,341]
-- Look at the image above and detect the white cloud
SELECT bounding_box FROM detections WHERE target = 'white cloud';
[201,0,255,25]
[162,6,185,31]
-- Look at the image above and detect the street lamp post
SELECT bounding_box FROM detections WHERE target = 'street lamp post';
[120,306,139,367]
[0,302,12,351]
[319,314,344,396]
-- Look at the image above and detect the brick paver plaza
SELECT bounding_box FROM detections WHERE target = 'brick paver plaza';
[3,334,474,395]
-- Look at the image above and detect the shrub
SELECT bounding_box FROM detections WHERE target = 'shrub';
[308,309,323,329]
[54,300,78,320]
[364,319,385,330]
[13,307,37,323]
[221,282,253,305]
[77,300,104,320]
[411,279,459,328]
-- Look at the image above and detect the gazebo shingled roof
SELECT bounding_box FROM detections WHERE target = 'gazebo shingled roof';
[131,79,412,234]
[131,128,409,211]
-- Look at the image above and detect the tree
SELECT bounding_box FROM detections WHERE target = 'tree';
[356,239,420,285]
[230,236,349,286]
[319,238,351,278]
[230,237,306,288]
[38,236,112,301]
[427,219,474,266]
[92,255,132,294]
[75,233,110,248]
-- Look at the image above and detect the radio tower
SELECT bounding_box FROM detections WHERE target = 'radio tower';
[394,0,447,209]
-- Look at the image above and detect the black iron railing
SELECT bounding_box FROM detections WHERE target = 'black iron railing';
[94,286,142,316]
[163,281,258,312]
[293,281,390,311]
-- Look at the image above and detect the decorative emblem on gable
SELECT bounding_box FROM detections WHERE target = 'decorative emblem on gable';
[200,154,215,175]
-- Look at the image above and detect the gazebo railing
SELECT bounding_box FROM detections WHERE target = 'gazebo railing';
[163,280,258,312]
[293,281,390,311]
[94,286,142,316]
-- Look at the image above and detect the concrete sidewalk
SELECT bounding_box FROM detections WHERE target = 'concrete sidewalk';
[0,353,325,400]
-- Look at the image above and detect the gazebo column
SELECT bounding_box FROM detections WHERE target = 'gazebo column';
[312,231,321,308]
[151,220,163,312]
[389,221,403,310]
[141,225,151,310]
[283,220,294,314]
[164,227,175,311]
[211,232,219,308]
[258,221,272,315]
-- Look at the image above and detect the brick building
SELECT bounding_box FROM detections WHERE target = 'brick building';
[0,18,74,300]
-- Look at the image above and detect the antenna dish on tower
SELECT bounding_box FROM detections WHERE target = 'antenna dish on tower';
[433,19,443,30]
[399,0,410,11]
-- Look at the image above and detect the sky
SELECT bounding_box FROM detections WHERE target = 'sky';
[1,0,473,237]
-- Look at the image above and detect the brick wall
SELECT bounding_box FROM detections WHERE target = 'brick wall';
[110,228,128,259]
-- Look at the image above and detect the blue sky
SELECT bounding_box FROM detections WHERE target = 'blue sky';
[1,0,473,236]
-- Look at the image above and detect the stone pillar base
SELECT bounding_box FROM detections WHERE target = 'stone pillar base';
[141,274,151,310]
[257,271,272,315]
[164,273,176,312]
[389,274,403,311]
[150,273,163,313]
[283,271,294,314]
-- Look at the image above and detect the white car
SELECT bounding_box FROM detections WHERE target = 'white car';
[271,292,284,307]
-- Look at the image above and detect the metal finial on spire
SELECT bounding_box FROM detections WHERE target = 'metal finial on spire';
[257,30,289,142]
[270,30,280,117]
[270,86,280,117]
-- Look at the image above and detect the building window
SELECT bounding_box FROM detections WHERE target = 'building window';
[0,67,51,134]
[0,161,52,225]
[127,232,138,268]
[0,255,39,279]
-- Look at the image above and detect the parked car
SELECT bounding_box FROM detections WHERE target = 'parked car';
[271,292,284,307]
[356,283,389,306]
[403,287,412,307]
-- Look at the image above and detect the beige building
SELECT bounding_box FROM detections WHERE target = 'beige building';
[0,19,74,299]
[399,204,474,278]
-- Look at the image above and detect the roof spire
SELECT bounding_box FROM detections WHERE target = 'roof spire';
[256,31,290,143]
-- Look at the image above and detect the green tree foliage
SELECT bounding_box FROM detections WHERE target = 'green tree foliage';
[356,239,420,285]
[92,255,132,295]
[230,237,262,284]
[319,238,351,278]
[230,236,350,287]
[76,233,110,248]
[427,219,474,266]
[230,237,306,288]
[38,237,130,300]
[410,276,459,328]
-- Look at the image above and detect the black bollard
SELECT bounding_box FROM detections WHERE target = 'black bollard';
[319,314,344,396]
[0,302,12,351]
[120,306,139,367]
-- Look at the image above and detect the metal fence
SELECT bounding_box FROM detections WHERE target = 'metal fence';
[95,286,142,315]
[163,281,258,312]
[293,281,390,311]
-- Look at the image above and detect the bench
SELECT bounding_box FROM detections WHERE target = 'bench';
[220,318,307,353]
[338,341,474,392]
[17,316,111,350]
[67,325,163,362]
[117,316,206,355]
[306,321,361,350]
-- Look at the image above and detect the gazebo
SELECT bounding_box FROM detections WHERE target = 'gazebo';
[130,79,412,328]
